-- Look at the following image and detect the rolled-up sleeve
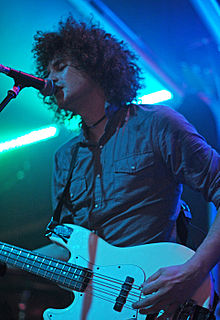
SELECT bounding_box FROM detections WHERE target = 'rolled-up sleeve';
[154,106,220,209]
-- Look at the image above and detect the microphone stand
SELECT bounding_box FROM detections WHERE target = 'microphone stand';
[0,83,24,113]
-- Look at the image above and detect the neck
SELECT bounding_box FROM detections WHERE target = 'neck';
[85,114,106,129]
[84,116,107,143]
[72,83,107,142]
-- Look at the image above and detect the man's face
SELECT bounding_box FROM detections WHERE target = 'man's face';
[47,57,96,115]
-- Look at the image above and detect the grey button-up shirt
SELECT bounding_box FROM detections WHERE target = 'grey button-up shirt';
[51,104,220,246]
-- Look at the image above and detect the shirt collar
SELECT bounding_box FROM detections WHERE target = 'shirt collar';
[79,103,129,148]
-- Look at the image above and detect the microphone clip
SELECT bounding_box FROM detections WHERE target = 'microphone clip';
[0,81,25,113]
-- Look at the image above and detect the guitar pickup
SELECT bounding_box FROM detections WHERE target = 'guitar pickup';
[113,276,134,312]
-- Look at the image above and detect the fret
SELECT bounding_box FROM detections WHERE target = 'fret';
[60,264,72,284]
[0,244,8,263]
[55,262,68,283]
[44,260,64,281]
[44,261,58,280]
[21,252,29,271]
[50,261,69,283]
[69,267,83,291]
[38,256,46,276]
[63,267,77,287]
[15,250,28,268]
[31,256,43,271]
[0,241,92,293]
[24,252,36,272]
[45,260,54,281]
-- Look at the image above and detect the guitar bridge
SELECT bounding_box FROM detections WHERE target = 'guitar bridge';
[113,276,134,312]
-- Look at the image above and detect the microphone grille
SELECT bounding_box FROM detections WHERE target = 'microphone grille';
[40,79,56,97]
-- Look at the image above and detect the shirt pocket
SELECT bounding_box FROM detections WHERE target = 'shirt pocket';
[113,152,155,200]
[114,152,154,173]
[69,176,87,203]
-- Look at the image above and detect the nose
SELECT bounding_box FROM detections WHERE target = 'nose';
[48,70,59,83]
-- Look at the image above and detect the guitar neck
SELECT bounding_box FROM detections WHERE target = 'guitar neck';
[0,241,92,292]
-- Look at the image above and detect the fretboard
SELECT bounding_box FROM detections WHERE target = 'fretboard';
[0,242,92,292]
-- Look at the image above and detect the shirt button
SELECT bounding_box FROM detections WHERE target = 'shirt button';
[97,174,101,178]
[94,204,99,208]
[99,145,103,149]
[131,166,136,170]
[70,193,74,198]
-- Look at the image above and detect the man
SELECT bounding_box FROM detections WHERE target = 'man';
[32,16,220,318]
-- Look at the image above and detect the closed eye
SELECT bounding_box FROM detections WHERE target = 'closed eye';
[53,60,67,72]
[47,59,68,78]
[57,63,67,71]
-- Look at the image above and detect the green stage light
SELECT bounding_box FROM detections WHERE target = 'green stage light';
[0,126,58,153]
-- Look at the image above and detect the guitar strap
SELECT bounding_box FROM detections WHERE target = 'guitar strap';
[46,142,80,231]
[176,200,207,251]
[176,200,192,246]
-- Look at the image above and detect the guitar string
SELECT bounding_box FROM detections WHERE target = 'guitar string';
[91,272,141,293]
[41,267,142,302]
[0,244,143,302]
[0,248,142,304]
[0,250,138,311]
[0,243,142,292]
[0,245,193,316]
[0,246,148,313]
[1,245,203,318]
[85,276,141,299]
[74,273,142,302]
[76,287,136,311]
[1,253,140,310]
[0,248,142,305]
[85,271,145,301]
[40,264,142,303]
[80,281,137,305]
[85,281,141,305]
[0,243,141,290]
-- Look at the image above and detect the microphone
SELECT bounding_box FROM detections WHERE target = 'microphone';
[0,64,55,97]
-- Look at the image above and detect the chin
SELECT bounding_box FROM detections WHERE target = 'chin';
[57,103,77,116]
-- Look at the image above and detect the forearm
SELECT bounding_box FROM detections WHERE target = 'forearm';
[132,206,220,313]
[185,206,220,275]
[34,243,70,261]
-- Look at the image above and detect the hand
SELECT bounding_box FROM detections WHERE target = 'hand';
[132,263,206,319]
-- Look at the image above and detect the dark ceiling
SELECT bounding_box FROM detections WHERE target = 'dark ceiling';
[100,0,220,100]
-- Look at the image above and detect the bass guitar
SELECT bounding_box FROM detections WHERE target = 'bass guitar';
[0,224,214,319]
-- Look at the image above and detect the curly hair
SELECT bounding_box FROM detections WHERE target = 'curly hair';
[32,15,143,122]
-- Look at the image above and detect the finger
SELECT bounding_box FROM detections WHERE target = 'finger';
[132,289,165,309]
[142,279,161,295]
[138,301,178,317]
[146,269,163,283]
[138,301,163,315]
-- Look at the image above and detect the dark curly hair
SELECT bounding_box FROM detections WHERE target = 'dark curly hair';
[32,15,143,122]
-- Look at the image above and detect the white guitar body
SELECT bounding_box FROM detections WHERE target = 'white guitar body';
[43,224,213,320]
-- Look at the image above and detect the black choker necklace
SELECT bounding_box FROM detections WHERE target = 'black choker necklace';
[86,114,106,129]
